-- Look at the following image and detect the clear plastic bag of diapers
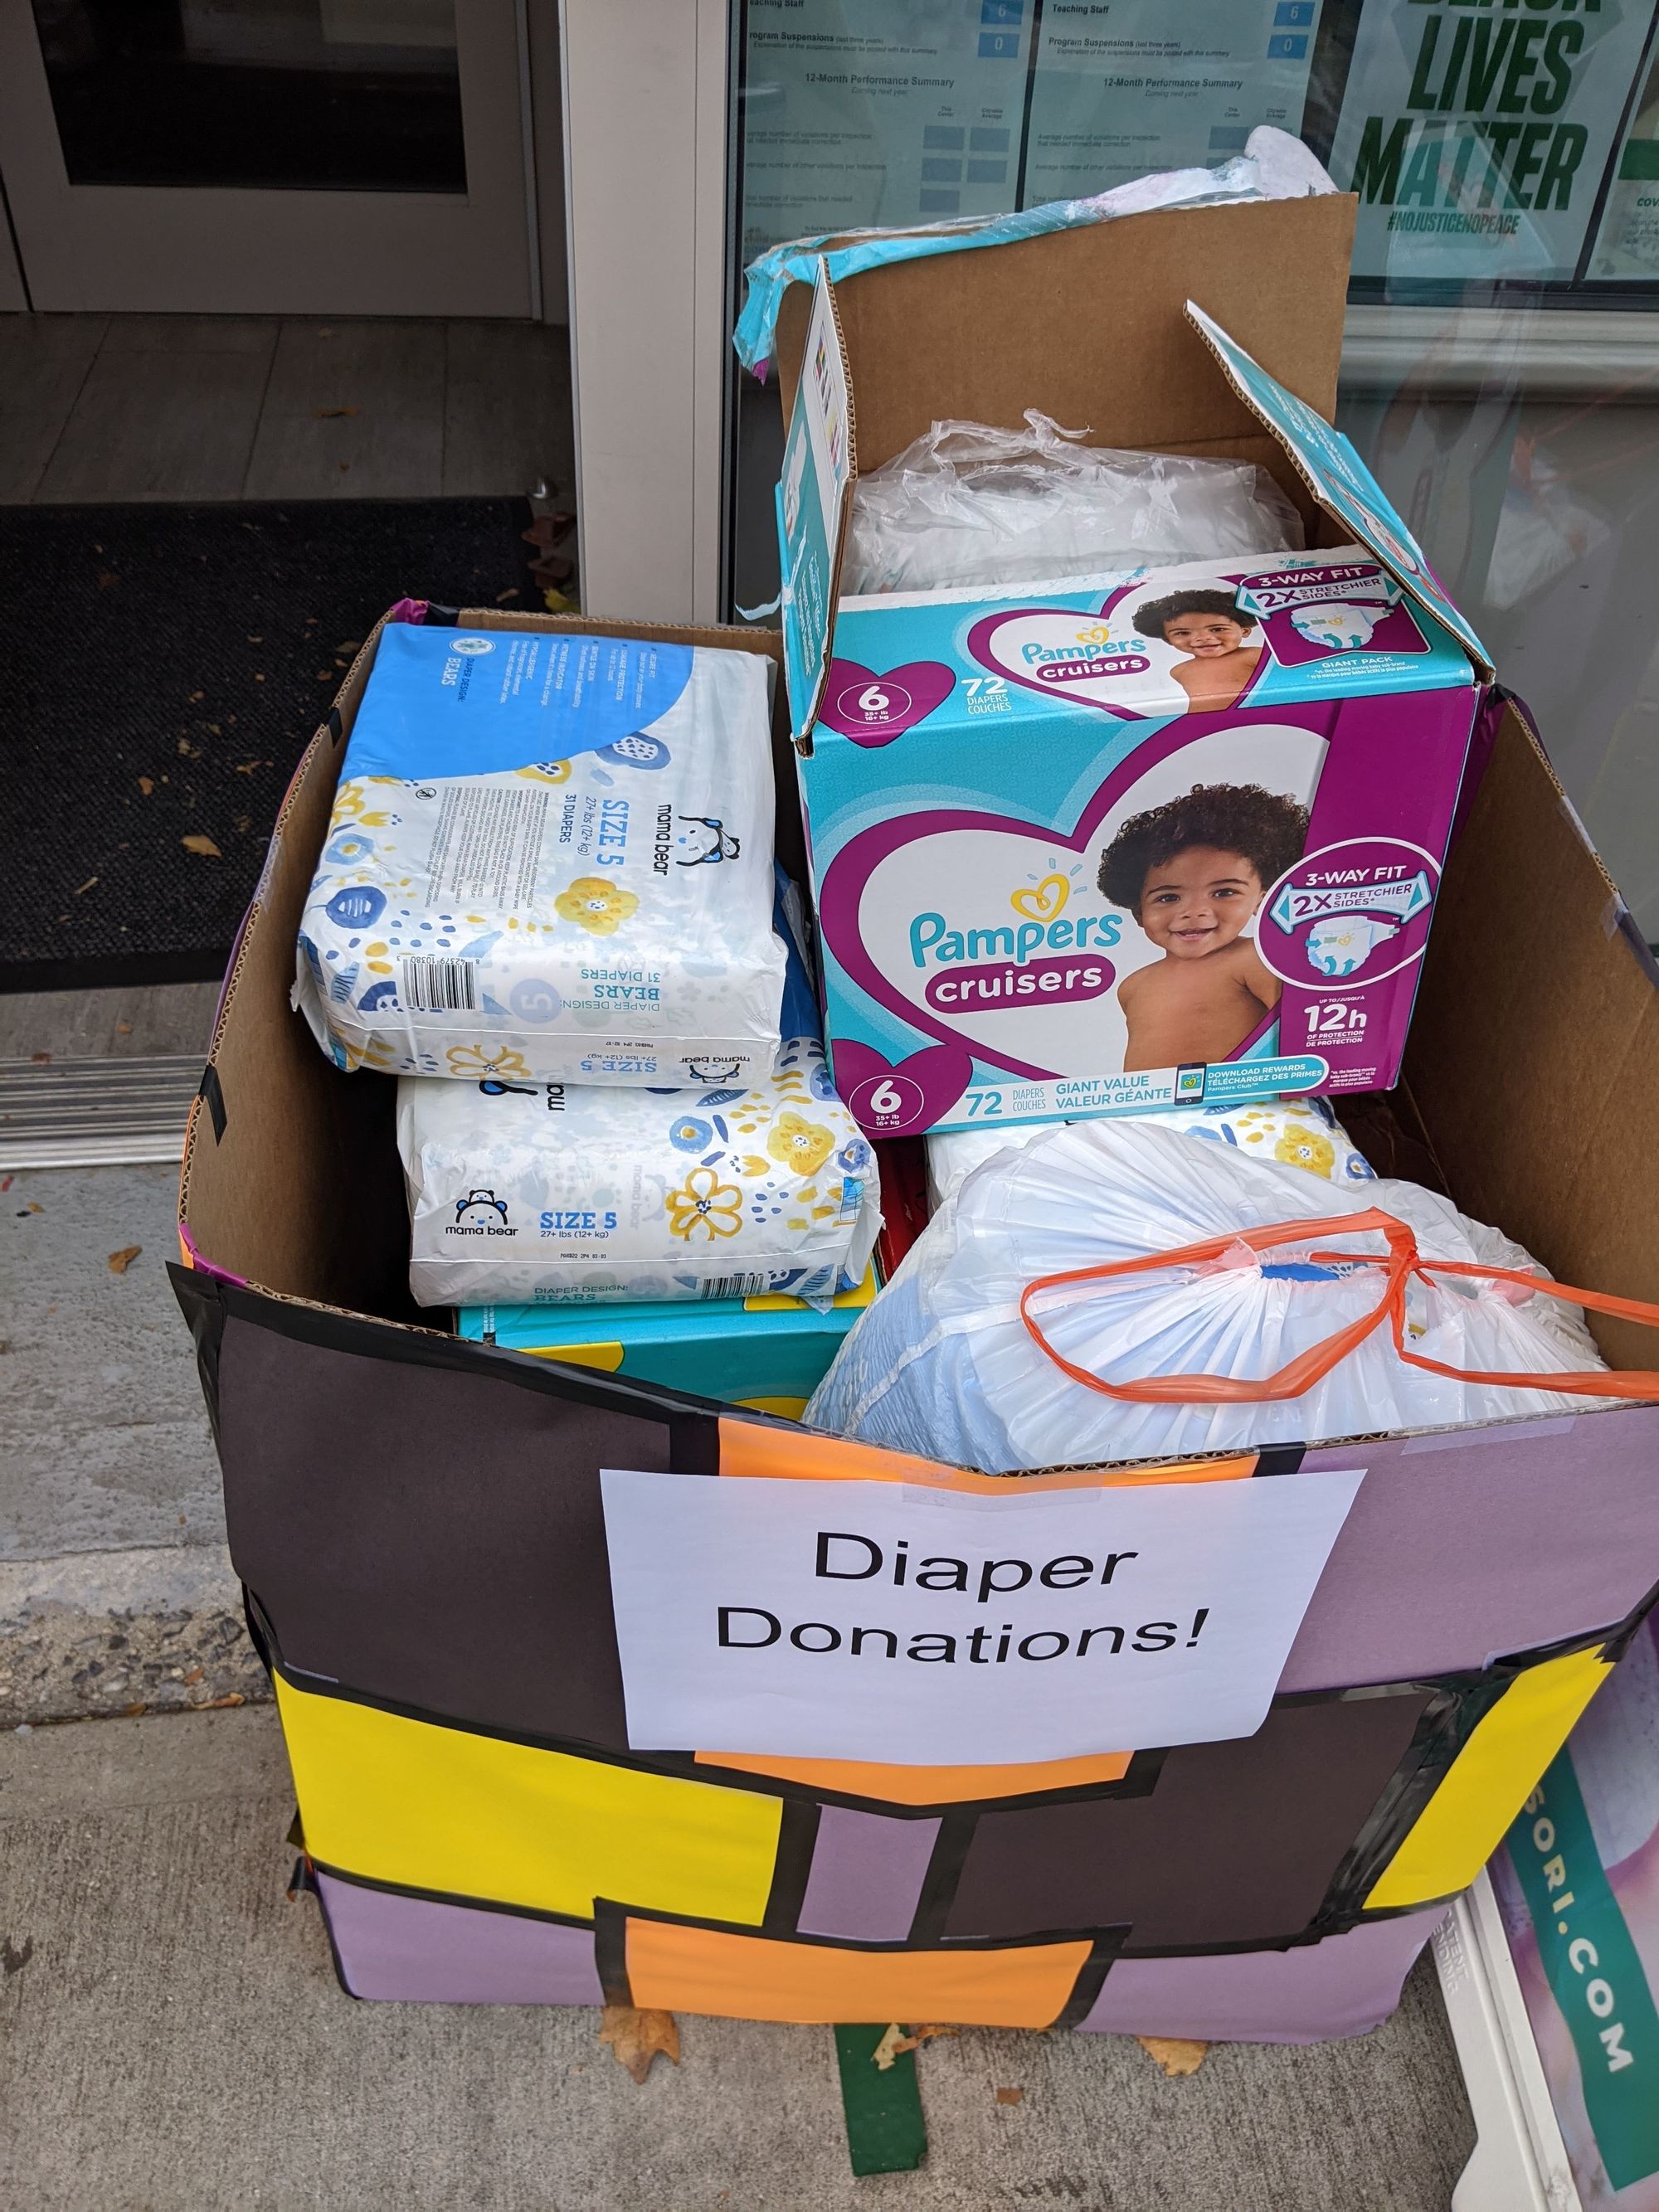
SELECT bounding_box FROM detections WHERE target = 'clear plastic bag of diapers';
[398,888,881,1309]
[925,1095,1374,1211]
[296,624,786,1087]
[806,1119,1638,1475]
[841,414,1304,597]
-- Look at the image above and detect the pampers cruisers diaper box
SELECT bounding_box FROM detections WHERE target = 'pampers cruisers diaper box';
[772,198,1494,1140]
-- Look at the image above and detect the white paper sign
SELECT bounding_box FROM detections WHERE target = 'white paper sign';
[601,1467,1365,1766]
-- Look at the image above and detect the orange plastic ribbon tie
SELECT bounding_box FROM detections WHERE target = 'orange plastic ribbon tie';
[1017,1207,1659,1406]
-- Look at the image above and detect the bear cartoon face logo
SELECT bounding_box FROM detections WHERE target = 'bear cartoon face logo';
[453,1188,510,1226]
[684,1058,743,1083]
[675,815,742,867]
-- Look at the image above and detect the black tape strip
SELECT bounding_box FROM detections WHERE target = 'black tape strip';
[166,1264,228,1456]
[1252,1444,1306,1478]
[669,1410,722,1477]
[1316,1681,1498,1928]
[197,1060,227,1142]
[593,1900,633,2007]
[907,1810,978,1944]
[763,1801,820,1936]
[285,1806,304,1850]
[326,707,344,746]
[286,1856,317,1899]
[1053,1932,1127,2030]
[427,602,460,622]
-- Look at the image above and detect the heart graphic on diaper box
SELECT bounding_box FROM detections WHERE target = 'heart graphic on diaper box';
[831,1040,975,1136]
[817,659,956,746]
[818,719,1330,1089]
[965,603,1179,720]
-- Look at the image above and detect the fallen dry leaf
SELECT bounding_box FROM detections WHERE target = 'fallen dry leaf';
[334,639,362,654]
[1137,2036,1209,2078]
[29,1054,50,1067]
[995,2088,1024,2107]
[599,2005,679,2083]
[137,775,154,795]
[181,1666,204,1685]
[234,761,260,775]
[200,1694,246,1709]
[106,1246,142,1274]
[893,2025,960,2057]
[177,737,199,757]
[181,834,221,858]
[246,635,263,644]
[494,588,520,603]
[189,690,203,702]
[313,405,358,417]
[872,2021,959,2070]
[116,1023,132,1035]
[72,877,98,896]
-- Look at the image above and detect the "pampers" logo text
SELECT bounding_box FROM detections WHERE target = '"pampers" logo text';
[908,888,1122,1012]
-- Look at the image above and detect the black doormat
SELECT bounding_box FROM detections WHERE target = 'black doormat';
[0,497,537,994]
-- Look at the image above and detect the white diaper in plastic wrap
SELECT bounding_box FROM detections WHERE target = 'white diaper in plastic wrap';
[925,1096,1374,1210]
[296,625,786,1086]
[399,1039,882,1310]
[1305,915,1399,979]
[842,415,1303,597]
[809,1119,1611,1474]
[1289,602,1379,652]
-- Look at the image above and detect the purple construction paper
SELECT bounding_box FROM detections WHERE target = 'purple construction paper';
[1076,1908,1445,2044]
[1280,1408,1659,1693]
[316,1874,603,2005]
[797,1807,941,1941]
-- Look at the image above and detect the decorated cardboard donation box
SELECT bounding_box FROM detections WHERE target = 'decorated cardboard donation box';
[775,194,1493,1140]
[174,604,1659,2041]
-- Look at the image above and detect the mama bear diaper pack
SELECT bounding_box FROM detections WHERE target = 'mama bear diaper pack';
[779,275,1492,1139]
[296,625,786,1086]
[397,894,881,1309]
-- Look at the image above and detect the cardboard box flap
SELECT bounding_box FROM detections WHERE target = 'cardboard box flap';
[778,262,855,744]
[775,195,1357,467]
[1185,302,1494,681]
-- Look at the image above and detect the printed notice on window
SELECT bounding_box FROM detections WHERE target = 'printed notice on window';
[740,0,1034,265]
[601,1465,1364,1765]
[1588,36,1659,276]
[1022,0,1323,206]
[1329,0,1657,283]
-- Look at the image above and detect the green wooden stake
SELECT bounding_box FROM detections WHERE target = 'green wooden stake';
[833,2024,927,2176]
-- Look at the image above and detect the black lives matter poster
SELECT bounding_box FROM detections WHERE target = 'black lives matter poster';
[1330,0,1658,282]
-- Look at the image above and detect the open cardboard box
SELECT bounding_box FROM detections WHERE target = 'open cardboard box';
[770,192,1497,1140]
[171,607,1659,2031]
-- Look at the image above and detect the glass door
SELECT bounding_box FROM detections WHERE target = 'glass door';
[0,0,536,314]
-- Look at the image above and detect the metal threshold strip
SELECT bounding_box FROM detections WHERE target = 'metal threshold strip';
[0,1055,200,1170]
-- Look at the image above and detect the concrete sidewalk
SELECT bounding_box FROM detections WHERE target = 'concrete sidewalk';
[1,1159,265,1727]
[0,1706,1476,2212]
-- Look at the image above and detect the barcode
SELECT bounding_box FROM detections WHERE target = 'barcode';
[697,1272,772,1300]
[398,955,479,1013]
